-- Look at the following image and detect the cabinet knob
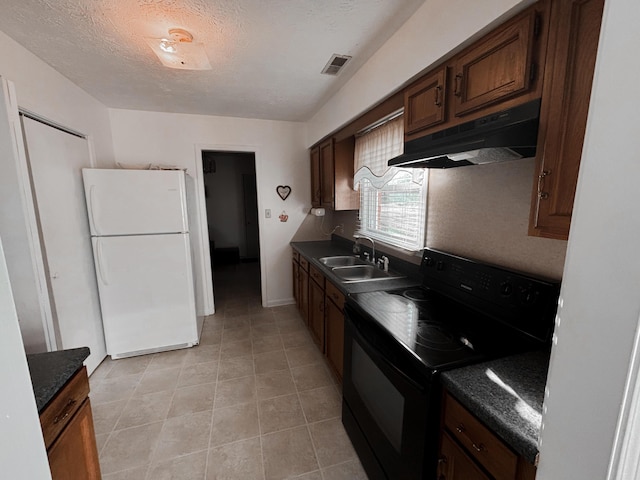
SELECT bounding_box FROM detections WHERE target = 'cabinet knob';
[434,85,443,106]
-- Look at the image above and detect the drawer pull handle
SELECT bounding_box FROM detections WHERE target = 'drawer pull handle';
[53,398,77,424]
[456,423,485,452]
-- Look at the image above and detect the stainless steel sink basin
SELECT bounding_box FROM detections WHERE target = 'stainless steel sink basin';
[318,256,368,267]
[331,265,403,283]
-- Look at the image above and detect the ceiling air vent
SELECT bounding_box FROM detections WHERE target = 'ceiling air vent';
[321,54,352,75]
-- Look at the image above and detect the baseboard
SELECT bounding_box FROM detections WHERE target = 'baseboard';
[266,297,296,308]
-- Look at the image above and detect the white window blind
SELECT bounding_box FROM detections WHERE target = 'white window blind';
[354,116,428,252]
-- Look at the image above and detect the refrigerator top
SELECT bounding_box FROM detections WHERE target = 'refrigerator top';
[82,169,189,236]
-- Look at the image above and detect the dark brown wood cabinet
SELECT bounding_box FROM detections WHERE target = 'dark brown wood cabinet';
[310,146,321,208]
[299,256,310,324]
[292,251,300,307]
[439,392,536,480]
[319,139,335,210]
[309,137,358,211]
[438,432,491,480]
[308,265,326,351]
[404,67,447,135]
[325,281,345,382]
[41,366,101,480]
[451,10,540,118]
[403,1,550,143]
[529,0,605,239]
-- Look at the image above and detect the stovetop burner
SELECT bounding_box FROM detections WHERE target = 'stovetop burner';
[415,323,464,352]
[401,288,431,302]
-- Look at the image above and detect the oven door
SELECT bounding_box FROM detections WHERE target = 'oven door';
[342,305,440,480]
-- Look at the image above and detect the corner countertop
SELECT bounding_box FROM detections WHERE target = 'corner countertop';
[27,347,90,413]
[290,240,422,295]
[440,350,550,465]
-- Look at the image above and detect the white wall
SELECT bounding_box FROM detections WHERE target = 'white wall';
[0,29,114,360]
[108,108,312,307]
[537,0,640,477]
[0,236,52,479]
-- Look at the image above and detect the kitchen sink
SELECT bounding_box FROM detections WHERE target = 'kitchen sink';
[318,256,368,267]
[331,265,403,283]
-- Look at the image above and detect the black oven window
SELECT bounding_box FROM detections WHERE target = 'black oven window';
[351,341,405,452]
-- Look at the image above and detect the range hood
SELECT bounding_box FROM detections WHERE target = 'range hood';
[389,99,541,169]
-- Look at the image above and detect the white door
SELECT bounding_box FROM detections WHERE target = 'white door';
[93,233,197,358]
[83,169,188,236]
[22,116,105,372]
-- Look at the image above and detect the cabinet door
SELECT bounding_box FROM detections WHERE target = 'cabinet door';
[309,279,325,351]
[310,147,321,207]
[300,268,309,325]
[405,67,447,135]
[529,0,604,239]
[438,433,491,480]
[452,10,538,117]
[325,298,344,382]
[48,399,101,480]
[292,258,300,308]
[319,139,335,209]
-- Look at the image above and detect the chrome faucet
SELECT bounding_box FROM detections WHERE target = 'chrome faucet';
[354,234,375,263]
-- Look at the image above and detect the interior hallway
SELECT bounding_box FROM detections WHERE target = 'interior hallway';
[89,262,368,479]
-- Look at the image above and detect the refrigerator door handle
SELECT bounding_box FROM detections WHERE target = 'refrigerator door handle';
[87,184,99,235]
[96,239,109,285]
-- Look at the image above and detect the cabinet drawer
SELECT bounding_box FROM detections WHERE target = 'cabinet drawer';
[309,265,325,289]
[40,367,90,449]
[325,281,345,309]
[300,257,309,272]
[292,251,300,262]
[444,393,518,480]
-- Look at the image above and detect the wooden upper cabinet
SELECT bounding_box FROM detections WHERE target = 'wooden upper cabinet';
[319,139,335,209]
[529,0,605,240]
[452,10,540,117]
[405,67,447,135]
[310,146,321,208]
[309,136,358,211]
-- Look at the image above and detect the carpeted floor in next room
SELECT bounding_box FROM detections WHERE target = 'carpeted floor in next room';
[89,261,368,479]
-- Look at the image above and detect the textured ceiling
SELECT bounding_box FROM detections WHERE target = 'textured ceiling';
[0,0,425,121]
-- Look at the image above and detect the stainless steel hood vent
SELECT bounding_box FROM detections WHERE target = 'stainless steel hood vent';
[388,99,541,169]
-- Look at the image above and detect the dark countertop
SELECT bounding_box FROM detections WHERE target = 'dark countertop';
[290,239,421,295]
[27,347,90,413]
[440,350,550,465]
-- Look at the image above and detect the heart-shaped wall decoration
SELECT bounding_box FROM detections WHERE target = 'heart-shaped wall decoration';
[276,185,291,201]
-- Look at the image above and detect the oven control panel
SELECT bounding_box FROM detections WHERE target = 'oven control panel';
[420,249,560,342]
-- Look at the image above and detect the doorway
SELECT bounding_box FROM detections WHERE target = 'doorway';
[201,151,261,307]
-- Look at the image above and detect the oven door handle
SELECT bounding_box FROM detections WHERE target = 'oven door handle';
[347,314,426,394]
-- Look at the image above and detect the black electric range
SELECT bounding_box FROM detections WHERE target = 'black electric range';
[342,249,560,480]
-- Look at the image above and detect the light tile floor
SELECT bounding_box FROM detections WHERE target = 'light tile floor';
[90,262,368,479]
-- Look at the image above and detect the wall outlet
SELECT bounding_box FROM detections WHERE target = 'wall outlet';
[265,209,271,218]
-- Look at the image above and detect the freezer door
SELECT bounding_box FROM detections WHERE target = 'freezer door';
[92,234,198,357]
[83,169,188,236]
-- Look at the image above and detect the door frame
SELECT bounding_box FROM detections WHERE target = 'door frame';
[194,143,266,308]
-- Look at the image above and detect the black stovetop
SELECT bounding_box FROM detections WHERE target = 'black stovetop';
[346,249,561,373]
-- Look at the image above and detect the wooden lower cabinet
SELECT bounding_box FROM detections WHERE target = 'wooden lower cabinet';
[309,275,325,351]
[439,432,491,480]
[292,255,300,308]
[48,399,101,480]
[41,366,101,480]
[325,281,345,382]
[439,392,536,480]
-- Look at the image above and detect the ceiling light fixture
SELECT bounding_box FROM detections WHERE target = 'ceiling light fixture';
[145,28,211,70]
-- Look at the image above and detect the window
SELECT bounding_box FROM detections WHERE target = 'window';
[354,115,428,251]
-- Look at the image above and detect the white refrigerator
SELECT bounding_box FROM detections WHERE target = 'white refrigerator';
[82,168,199,359]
